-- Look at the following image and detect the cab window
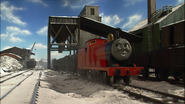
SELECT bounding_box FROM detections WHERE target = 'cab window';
[90,40,96,45]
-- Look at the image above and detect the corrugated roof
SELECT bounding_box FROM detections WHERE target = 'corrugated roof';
[155,4,183,23]
[0,46,35,56]
[128,3,184,32]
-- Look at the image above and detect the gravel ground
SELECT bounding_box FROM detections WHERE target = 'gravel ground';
[37,69,145,104]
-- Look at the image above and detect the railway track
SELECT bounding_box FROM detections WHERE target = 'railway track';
[0,70,30,83]
[0,70,43,104]
[32,71,42,104]
[136,76,184,87]
[112,84,185,104]
[0,73,12,78]
[0,71,34,101]
[74,71,185,104]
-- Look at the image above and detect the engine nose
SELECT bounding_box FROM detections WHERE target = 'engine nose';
[111,38,132,61]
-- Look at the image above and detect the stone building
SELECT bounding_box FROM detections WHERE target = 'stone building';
[77,5,102,48]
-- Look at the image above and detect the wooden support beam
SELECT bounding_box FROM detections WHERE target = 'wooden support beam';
[51,26,63,44]
[50,25,56,35]
[77,18,80,48]
[47,25,51,69]
[65,25,77,43]
[51,47,77,51]
[51,43,77,46]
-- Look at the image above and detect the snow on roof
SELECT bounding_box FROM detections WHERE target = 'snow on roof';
[1,46,30,52]
[50,16,78,18]
[128,3,184,32]
[7,53,22,59]
[0,53,22,59]
[128,19,148,32]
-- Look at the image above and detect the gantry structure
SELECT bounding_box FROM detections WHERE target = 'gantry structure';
[47,6,142,69]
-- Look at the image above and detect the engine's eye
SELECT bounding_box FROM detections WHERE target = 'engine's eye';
[124,43,129,48]
[116,44,119,47]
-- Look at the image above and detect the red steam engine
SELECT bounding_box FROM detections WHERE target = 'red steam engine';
[78,34,145,85]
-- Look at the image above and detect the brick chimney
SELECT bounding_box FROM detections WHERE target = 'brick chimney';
[148,0,156,23]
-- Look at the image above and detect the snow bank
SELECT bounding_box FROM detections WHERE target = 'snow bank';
[0,55,23,71]
[0,67,5,74]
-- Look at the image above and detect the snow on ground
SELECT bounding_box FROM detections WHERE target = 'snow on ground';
[1,68,183,103]
[0,55,23,73]
[0,67,5,74]
[37,69,185,104]
[38,69,146,104]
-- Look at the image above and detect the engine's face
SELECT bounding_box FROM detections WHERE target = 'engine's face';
[111,38,132,61]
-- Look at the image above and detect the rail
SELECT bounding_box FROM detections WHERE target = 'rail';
[113,84,185,104]
[32,71,42,104]
[0,72,33,100]
[0,70,30,83]
[129,84,185,101]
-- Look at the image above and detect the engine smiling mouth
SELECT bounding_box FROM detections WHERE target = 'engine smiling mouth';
[120,51,127,56]
[122,51,127,53]
[121,54,126,57]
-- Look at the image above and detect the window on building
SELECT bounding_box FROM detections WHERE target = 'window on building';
[90,8,95,15]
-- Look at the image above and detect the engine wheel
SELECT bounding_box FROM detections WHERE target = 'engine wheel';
[102,72,108,84]
[81,69,85,77]
[97,71,102,82]
[95,70,100,81]
[122,76,132,85]
[91,70,96,81]
[114,77,121,84]
[143,69,149,78]
[109,76,114,86]
[86,70,90,79]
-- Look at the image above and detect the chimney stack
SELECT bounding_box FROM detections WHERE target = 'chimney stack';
[148,0,156,23]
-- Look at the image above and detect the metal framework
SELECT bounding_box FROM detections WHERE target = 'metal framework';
[47,16,80,69]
